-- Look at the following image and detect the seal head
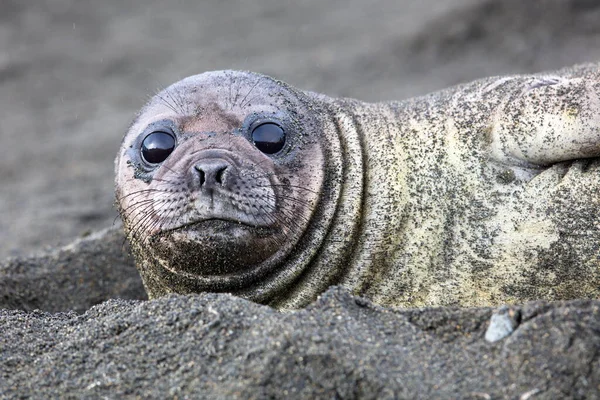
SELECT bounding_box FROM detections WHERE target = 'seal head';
[115,71,353,303]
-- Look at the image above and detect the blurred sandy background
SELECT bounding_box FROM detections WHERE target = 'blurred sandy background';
[1,0,599,258]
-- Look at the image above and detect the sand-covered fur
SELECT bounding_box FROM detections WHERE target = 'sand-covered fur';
[116,64,600,309]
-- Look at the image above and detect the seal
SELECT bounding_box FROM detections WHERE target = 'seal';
[115,64,600,309]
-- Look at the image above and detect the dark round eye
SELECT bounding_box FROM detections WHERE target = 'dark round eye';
[251,123,286,154]
[141,131,176,164]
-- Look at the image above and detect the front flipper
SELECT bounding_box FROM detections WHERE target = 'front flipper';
[487,64,600,166]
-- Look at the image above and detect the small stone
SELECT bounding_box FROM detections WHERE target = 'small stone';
[485,306,520,343]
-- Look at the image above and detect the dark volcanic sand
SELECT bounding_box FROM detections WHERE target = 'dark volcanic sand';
[1,227,600,398]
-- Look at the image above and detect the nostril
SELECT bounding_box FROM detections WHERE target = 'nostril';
[215,166,226,185]
[193,161,229,188]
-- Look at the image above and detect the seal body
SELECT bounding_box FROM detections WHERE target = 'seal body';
[116,64,600,309]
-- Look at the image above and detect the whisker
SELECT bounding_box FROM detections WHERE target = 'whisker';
[116,187,174,202]
[126,199,173,242]
[239,80,260,109]
[254,183,319,195]
[155,92,179,115]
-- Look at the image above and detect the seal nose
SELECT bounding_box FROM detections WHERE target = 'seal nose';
[194,159,229,189]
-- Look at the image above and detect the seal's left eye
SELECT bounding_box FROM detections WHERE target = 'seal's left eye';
[251,123,286,154]
[141,131,175,164]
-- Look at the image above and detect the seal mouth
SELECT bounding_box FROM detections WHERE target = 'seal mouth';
[161,218,275,235]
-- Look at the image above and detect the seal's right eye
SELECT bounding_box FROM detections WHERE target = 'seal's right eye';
[141,131,176,164]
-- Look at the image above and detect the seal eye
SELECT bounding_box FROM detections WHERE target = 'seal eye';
[141,131,176,164]
[251,123,286,154]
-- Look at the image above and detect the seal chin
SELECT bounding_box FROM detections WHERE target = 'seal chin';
[152,218,280,276]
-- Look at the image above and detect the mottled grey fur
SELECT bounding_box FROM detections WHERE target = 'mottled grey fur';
[116,64,600,309]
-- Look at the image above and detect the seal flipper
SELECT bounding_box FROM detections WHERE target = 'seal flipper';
[487,65,600,166]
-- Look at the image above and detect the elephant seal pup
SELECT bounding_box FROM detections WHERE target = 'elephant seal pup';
[116,64,600,309]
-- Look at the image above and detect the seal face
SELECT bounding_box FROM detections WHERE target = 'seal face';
[116,71,332,297]
[117,65,600,309]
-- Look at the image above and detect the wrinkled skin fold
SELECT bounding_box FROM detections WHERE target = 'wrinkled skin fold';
[116,64,600,309]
